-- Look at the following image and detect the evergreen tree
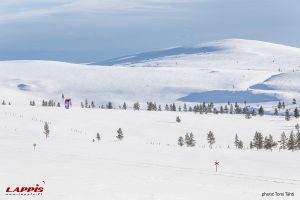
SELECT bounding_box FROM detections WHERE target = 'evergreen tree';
[116,128,124,140]
[91,101,95,108]
[295,131,300,150]
[122,102,127,110]
[81,102,84,108]
[184,133,190,145]
[253,131,263,150]
[207,131,216,149]
[234,134,239,149]
[2,100,6,105]
[107,102,113,109]
[249,141,254,149]
[237,140,243,149]
[185,132,195,147]
[178,136,184,146]
[285,109,290,121]
[278,132,287,150]
[133,102,140,111]
[294,108,299,118]
[264,134,277,151]
[96,133,101,141]
[274,108,279,116]
[258,106,264,116]
[158,105,162,111]
[62,93,65,100]
[183,103,187,112]
[57,102,60,107]
[165,104,169,111]
[287,131,296,151]
[43,122,50,139]
[176,116,181,123]
[85,98,88,108]
[292,98,297,105]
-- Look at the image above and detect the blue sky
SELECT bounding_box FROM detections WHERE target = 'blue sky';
[0,0,300,63]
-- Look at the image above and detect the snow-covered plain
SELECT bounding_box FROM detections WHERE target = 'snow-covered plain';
[1,39,300,199]
[0,106,300,200]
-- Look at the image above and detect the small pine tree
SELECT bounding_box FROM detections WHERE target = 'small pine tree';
[237,140,243,149]
[294,108,299,118]
[185,132,195,147]
[43,122,50,139]
[287,131,296,151]
[116,128,124,140]
[264,134,277,151]
[122,102,127,110]
[285,109,290,121]
[184,133,190,145]
[176,116,181,123]
[295,132,300,150]
[292,98,297,105]
[57,102,60,107]
[133,102,140,111]
[207,131,216,149]
[258,106,264,116]
[107,102,113,109]
[253,131,263,150]
[234,134,239,149]
[249,141,254,149]
[274,108,279,116]
[96,133,101,141]
[278,132,287,151]
[178,136,184,146]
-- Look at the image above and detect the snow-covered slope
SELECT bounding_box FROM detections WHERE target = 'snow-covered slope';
[1,39,300,105]
[93,39,300,72]
[1,106,300,200]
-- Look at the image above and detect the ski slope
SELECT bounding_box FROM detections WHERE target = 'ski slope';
[0,106,300,200]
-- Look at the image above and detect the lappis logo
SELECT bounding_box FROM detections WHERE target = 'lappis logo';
[5,181,45,196]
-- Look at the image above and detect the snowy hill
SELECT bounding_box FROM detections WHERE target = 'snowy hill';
[92,39,300,72]
[1,39,300,106]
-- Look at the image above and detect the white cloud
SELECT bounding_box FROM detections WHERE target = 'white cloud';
[0,0,203,24]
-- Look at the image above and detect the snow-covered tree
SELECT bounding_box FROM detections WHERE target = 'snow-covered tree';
[176,116,181,123]
[278,132,287,151]
[43,122,50,139]
[285,109,290,121]
[274,108,279,116]
[116,128,124,140]
[107,102,113,109]
[295,132,300,150]
[237,140,243,149]
[96,133,101,141]
[207,131,216,149]
[178,136,184,146]
[133,102,140,111]
[287,131,296,151]
[122,102,127,110]
[253,131,263,150]
[258,106,264,116]
[234,134,239,149]
[185,132,195,147]
[264,134,277,151]
[294,108,299,118]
